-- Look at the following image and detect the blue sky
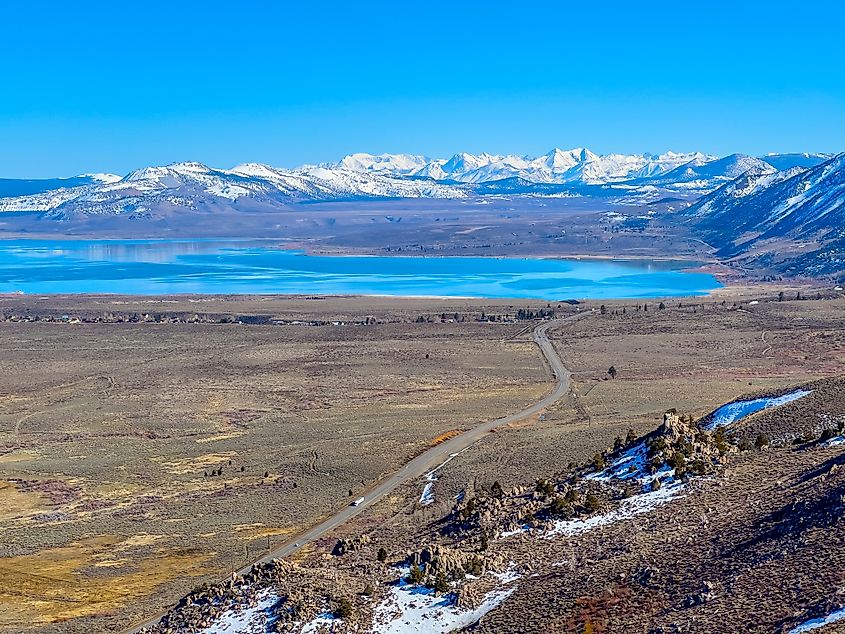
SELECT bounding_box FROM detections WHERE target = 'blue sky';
[2,1,844,177]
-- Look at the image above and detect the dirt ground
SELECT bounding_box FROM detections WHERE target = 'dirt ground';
[4,291,845,633]
[434,294,845,500]
[0,296,556,634]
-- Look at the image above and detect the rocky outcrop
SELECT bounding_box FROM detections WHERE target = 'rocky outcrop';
[406,544,507,580]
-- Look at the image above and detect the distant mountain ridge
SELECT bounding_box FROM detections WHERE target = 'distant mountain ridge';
[0,173,120,198]
[319,148,715,186]
[0,149,836,227]
[318,149,835,188]
[684,152,845,276]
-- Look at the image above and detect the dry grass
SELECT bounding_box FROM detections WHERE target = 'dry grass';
[0,297,553,633]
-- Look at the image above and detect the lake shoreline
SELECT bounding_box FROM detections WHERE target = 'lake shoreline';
[0,238,723,300]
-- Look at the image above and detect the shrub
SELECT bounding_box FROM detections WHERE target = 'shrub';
[433,571,450,595]
[667,451,686,471]
[755,433,770,449]
[819,428,837,442]
[449,566,466,582]
[459,497,477,520]
[464,556,483,576]
[408,564,426,585]
[334,597,354,619]
[687,459,708,475]
[625,428,637,445]
[535,478,554,496]
[550,496,571,517]
[647,437,667,458]
[591,453,606,470]
[713,427,729,455]
[491,480,504,498]
[584,494,601,513]
[377,547,388,562]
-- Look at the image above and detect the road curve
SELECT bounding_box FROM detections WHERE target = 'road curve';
[125,311,588,633]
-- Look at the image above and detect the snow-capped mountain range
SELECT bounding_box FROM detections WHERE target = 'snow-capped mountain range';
[319,148,715,185]
[0,149,835,217]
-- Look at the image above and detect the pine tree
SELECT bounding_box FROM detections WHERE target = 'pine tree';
[433,570,450,595]
[408,564,425,585]
[333,597,353,619]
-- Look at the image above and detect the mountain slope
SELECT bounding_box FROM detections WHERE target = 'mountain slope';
[684,153,845,275]
[0,162,469,216]
[647,154,775,190]
[0,173,120,198]
[761,153,834,171]
[324,153,430,175]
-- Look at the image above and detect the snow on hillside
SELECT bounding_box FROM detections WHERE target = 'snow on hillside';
[371,569,516,634]
[762,153,834,171]
[78,173,123,184]
[684,167,806,219]
[0,149,832,217]
[651,154,774,190]
[404,148,712,185]
[0,187,89,212]
[329,153,430,175]
[686,153,845,244]
[0,161,469,216]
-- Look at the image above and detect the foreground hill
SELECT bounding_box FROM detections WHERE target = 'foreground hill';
[140,375,845,634]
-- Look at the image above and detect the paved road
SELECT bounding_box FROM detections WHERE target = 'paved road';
[125,312,587,633]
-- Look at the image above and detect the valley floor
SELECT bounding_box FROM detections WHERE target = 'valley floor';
[2,289,845,633]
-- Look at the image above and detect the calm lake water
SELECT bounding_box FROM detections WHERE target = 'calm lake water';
[0,240,721,299]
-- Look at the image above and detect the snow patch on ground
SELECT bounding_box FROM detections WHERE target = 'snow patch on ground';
[789,606,845,633]
[546,481,686,538]
[822,436,845,447]
[200,591,278,634]
[488,563,521,584]
[587,439,673,487]
[419,481,435,506]
[207,183,251,200]
[372,573,514,633]
[418,448,470,507]
[703,389,813,430]
[503,438,684,540]
[299,613,341,633]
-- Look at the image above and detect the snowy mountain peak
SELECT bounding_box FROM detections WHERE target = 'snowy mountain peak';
[539,148,598,171]
[168,161,212,174]
[440,152,499,174]
[78,173,123,184]
[332,153,429,175]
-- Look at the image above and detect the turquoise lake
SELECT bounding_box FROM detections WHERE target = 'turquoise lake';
[0,240,721,299]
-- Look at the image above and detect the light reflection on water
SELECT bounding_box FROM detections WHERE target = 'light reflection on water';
[0,239,721,299]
